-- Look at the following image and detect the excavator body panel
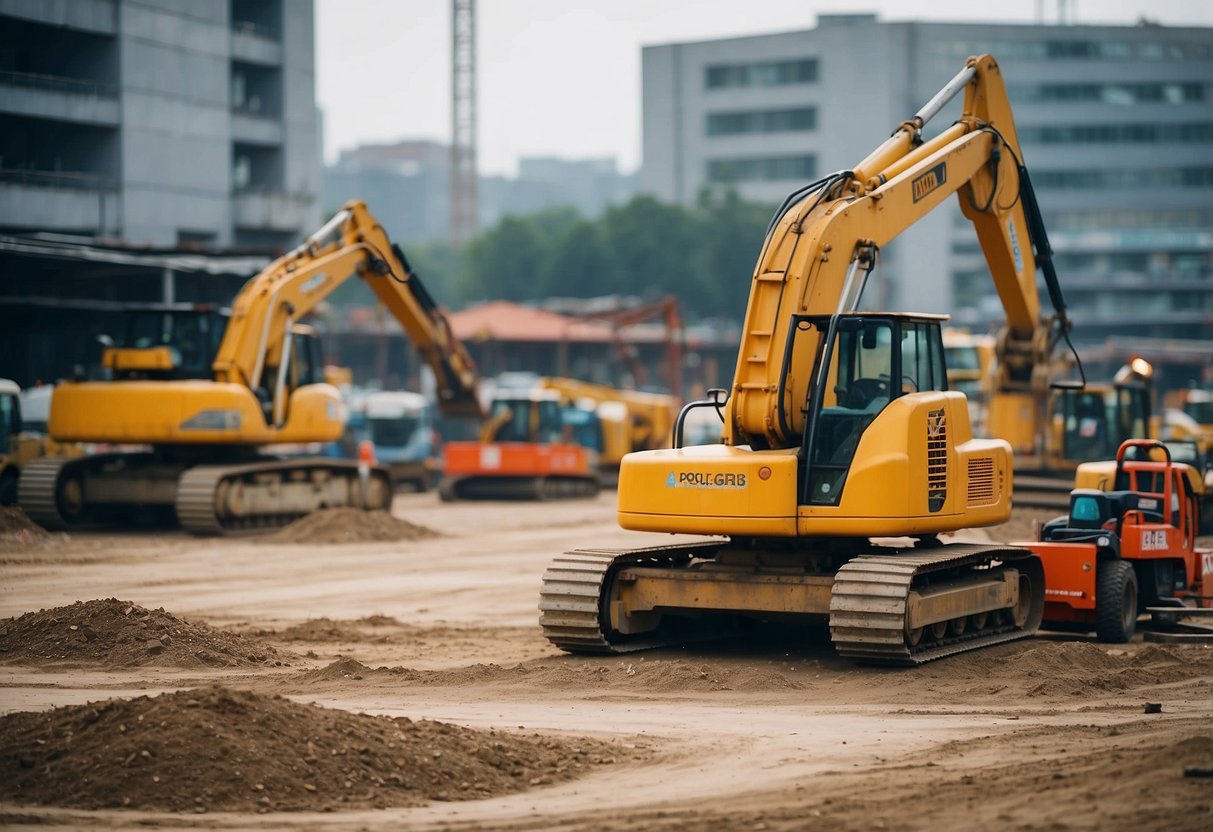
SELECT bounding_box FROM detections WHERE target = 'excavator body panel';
[49,380,343,445]
[617,444,799,536]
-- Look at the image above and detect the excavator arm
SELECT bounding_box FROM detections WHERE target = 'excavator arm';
[212,200,483,421]
[727,55,1067,452]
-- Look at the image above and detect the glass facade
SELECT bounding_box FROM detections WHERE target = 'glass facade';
[931,39,1212,61]
[707,155,817,183]
[706,107,817,136]
[705,58,818,89]
[1019,122,1213,144]
[1010,81,1203,104]
[1034,167,1213,189]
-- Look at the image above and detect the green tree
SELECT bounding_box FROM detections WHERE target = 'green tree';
[464,215,550,302]
[691,188,773,318]
[599,196,697,301]
[541,219,613,299]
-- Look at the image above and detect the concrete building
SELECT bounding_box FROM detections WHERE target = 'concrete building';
[640,14,1213,346]
[0,0,321,248]
[323,140,452,243]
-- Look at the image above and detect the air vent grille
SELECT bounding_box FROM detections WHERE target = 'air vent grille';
[968,457,996,505]
[927,407,947,512]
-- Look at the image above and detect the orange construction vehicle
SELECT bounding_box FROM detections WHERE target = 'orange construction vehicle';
[1022,439,1210,642]
[439,388,600,501]
[438,375,680,501]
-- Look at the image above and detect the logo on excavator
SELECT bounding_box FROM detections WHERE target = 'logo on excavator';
[301,273,328,293]
[666,471,747,489]
[912,162,947,203]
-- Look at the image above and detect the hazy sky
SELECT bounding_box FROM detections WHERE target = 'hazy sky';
[315,0,1213,176]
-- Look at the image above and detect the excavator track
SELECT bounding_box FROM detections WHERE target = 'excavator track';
[829,544,1045,665]
[540,542,1044,664]
[176,458,393,535]
[17,456,76,531]
[18,454,129,531]
[539,542,726,653]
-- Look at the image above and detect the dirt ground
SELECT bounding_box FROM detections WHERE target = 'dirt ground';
[1,494,1210,830]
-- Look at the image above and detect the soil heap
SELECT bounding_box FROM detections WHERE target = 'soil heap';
[0,685,630,812]
[258,507,440,545]
[0,599,291,668]
[0,506,63,550]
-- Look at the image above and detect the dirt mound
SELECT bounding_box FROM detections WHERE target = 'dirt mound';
[0,599,292,668]
[0,506,66,550]
[274,619,369,643]
[0,685,639,812]
[297,656,374,682]
[914,639,1213,699]
[293,657,806,693]
[258,507,440,545]
[1008,642,1206,697]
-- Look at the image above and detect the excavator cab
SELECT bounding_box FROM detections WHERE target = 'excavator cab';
[105,305,229,380]
[484,394,565,444]
[1053,381,1151,465]
[798,313,948,506]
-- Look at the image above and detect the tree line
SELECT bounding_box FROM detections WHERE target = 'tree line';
[400,190,774,321]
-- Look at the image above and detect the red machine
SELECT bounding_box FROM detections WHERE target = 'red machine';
[438,389,600,501]
[1021,440,1210,641]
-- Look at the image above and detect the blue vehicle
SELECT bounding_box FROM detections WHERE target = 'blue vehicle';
[329,390,437,492]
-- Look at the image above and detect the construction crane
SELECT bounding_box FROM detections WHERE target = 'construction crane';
[449,0,478,242]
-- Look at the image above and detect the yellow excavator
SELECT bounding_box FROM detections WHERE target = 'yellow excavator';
[541,54,1083,665]
[20,200,483,534]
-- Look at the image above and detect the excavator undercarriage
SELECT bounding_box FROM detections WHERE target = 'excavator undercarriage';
[540,540,1044,665]
[20,449,391,535]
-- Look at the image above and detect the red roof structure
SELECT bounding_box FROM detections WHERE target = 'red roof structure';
[448,300,615,343]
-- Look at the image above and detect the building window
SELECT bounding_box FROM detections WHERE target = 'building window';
[231,62,282,117]
[1010,81,1203,105]
[707,155,817,183]
[231,0,282,40]
[706,107,817,136]
[1034,167,1213,189]
[1020,122,1213,144]
[705,58,818,89]
[1048,208,1213,231]
[232,142,283,191]
[931,39,1212,61]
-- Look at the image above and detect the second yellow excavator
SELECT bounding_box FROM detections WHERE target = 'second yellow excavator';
[20,201,484,534]
[541,54,1082,665]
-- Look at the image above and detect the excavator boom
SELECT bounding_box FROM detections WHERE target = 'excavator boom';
[213,200,482,420]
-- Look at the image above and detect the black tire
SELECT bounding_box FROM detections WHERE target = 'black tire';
[1095,560,1138,643]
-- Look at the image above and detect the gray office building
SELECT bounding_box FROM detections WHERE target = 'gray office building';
[0,0,321,248]
[641,14,1213,345]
